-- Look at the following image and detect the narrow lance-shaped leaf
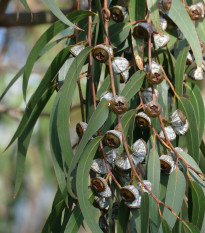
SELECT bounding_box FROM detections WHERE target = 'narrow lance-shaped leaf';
[76,137,103,233]
[117,201,130,233]
[140,192,150,233]
[161,218,172,233]
[167,0,202,66]
[183,221,200,233]
[162,169,186,229]
[175,46,189,96]
[43,0,83,30]
[22,10,94,100]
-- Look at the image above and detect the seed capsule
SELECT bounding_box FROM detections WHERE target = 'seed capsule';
[125,195,141,209]
[186,52,193,65]
[106,150,119,165]
[173,120,189,136]
[114,153,131,170]
[162,0,172,11]
[91,177,111,198]
[176,28,183,40]
[110,95,129,115]
[135,112,151,128]
[131,139,148,158]
[188,4,203,21]
[120,185,139,202]
[197,2,205,17]
[70,44,85,57]
[189,66,204,81]
[93,196,109,209]
[160,155,175,174]
[99,213,109,231]
[93,44,113,63]
[160,16,168,31]
[146,61,164,85]
[104,130,122,148]
[76,122,88,138]
[141,88,159,104]
[153,34,170,49]
[137,180,152,194]
[134,22,152,39]
[120,69,129,83]
[170,109,187,127]
[111,6,127,22]
[170,147,183,170]
[100,91,114,105]
[145,101,161,118]
[112,57,129,74]
[91,159,108,174]
[159,126,176,141]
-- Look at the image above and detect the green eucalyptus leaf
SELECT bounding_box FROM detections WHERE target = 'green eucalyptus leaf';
[196,18,205,45]
[161,218,172,233]
[76,137,103,233]
[183,221,200,233]
[140,192,150,233]
[117,201,130,233]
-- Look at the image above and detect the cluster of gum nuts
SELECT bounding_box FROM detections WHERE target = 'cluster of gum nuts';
[69,0,205,230]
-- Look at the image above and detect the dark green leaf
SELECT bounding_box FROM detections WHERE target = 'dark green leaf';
[178,97,199,163]
[200,140,205,158]
[161,218,172,233]
[76,137,103,233]
[140,192,150,233]
[162,170,186,229]
[96,75,111,99]
[175,46,189,96]
[117,201,130,233]
[183,221,200,233]
[167,0,202,66]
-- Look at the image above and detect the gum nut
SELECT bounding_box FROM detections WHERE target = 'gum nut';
[137,180,152,194]
[176,28,183,40]
[173,119,189,136]
[70,44,85,57]
[170,109,187,127]
[93,196,109,209]
[147,61,164,85]
[160,16,168,31]
[100,91,114,105]
[110,95,129,115]
[197,2,205,17]
[160,155,175,172]
[114,154,131,170]
[111,6,127,22]
[188,5,203,20]
[153,34,170,49]
[189,66,204,81]
[143,63,149,73]
[98,183,112,198]
[145,101,161,118]
[162,0,172,11]
[125,195,141,208]
[141,88,159,104]
[134,22,151,39]
[116,169,131,184]
[76,122,88,138]
[104,130,122,148]
[135,112,151,128]
[93,44,113,63]
[120,185,139,202]
[120,69,129,83]
[91,177,106,192]
[112,57,129,74]
[99,213,109,231]
[106,150,119,165]
[186,52,193,65]
[132,155,145,166]
[159,126,176,141]
[91,159,108,174]
[131,139,148,158]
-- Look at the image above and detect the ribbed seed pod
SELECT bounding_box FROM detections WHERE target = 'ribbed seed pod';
[70,44,85,57]
[197,2,205,17]
[106,150,119,165]
[104,130,122,148]
[76,122,88,138]
[93,44,113,63]
[114,153,131,171]
[171,147,183,170]
[131,139,148,158]
[132,156,145,166]
[120,69,129,83]
[91,177,111,198]
[135,112,151,128]
[145,101,161,118]
[93,196,109,209]
[160,155,175,173]
[141,88,159,104]
[188,4,203,20]
[91,159,107,174]
[120,185,139,202]
[159,126,176,141]
[189,66,204,81]
[112,57,129,74]
[110,95,129,115]
[170,109,186,127]
[173,120,189,136]
[125,195,141,208]
[146,61,164,85]
[134,22,152,39]
[137,180,152,194]
[100,91,114,105]
[186,52,193,65]
[153,34,170,49]
[111,6,127,22]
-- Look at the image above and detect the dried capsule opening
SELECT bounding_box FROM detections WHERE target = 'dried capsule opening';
[111,8,123,22]
[152,72,161,81]
[136,117,149,128]
[160,160,172,171]
[120,188,136,202]
[150,104,160,113]
[104,132,121,148]
[76,124,84,138]
[91,178,106,192]
[192,9,200,17]
[93,47,110,63]
[115,101,125,111]
[134,26,149,39]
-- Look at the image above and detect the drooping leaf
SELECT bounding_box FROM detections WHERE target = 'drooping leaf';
[76,137,103,233]
[196,18,205,45]
[140,192,150,233]
[167,0,202,66]
[43,0,83,30]
[162,169,186,229]
[189,181,205,230]
[22,10,94,100]
[161,218,172,233]
[14,85,55,198]
[117,201,130,233]
[178,97,199,163]
[185,83,205,144]
[183,221,200,233]
[175,46,189,96]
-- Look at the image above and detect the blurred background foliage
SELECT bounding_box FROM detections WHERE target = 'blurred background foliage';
[0,1,88,232]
